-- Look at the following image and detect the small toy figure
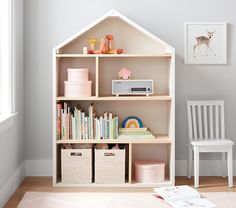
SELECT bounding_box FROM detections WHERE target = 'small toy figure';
[106,35,113,51]
[118,67,131,80]
[83,47,88,54]
[100,38,108,54]
[88,38,97,51]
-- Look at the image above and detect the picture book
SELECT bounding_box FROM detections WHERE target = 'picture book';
[154,185,216,208]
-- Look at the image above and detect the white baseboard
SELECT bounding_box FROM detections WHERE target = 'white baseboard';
[25,159,236,177]
[0,162,25,207]
[176,159,236,176]
[25,160,52,176]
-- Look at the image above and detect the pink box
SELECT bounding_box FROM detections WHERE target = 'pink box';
[64,81,92,97]
[134,160,165,183]
[67,68,88,81]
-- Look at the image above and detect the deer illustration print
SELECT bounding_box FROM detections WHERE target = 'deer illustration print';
[193,30,216,57]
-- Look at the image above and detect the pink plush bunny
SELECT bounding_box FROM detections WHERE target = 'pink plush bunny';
[118,67,131,80]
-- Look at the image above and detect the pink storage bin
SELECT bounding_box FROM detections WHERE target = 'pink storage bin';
[64,81,92,97]
[67,68,88,81]
[134,160,165,183]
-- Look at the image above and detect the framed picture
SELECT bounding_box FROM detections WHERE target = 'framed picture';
[184,23,227,64]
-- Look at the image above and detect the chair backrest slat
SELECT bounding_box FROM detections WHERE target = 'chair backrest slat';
[198,105,203,138]
[187,104,193,140]
[221,102,225,139]
[192,105,198,139]
[215,105,219,138]
[187,100,225,142]
[209,105,214,138]
[203,105,208,139]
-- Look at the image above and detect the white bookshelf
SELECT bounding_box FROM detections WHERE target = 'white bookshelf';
[53,10,175,187]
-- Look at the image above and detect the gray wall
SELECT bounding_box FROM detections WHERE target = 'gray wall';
[0,0,24,197]
[24,0,236,162]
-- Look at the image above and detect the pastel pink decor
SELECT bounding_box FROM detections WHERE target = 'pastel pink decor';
[64,68,92,97]
[135,160,165,183]
[67,68,88,81]
[118,67,131,80]
[64,81,91,97]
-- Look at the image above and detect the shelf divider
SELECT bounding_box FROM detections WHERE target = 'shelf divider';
[129,143,132,183]
[95,56,99,97]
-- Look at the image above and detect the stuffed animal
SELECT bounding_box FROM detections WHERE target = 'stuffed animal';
[95,143,109,149]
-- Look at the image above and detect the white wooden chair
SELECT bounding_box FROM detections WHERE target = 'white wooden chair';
[187,100,234,188]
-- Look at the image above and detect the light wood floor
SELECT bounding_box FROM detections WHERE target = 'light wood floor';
[5,176,236,208]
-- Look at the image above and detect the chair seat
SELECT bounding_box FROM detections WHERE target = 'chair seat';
[191,139,234,146]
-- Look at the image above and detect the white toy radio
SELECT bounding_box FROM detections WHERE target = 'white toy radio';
[112,80,153,96]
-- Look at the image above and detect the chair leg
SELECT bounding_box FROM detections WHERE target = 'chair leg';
[194,146,199,188]
[187,148,192,179]
[222,152,226,178]
[227,148,233,187]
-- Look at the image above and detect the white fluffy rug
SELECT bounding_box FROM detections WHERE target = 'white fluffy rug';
[18,192,236,208]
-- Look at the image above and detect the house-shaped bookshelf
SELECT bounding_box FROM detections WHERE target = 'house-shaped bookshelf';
[53,10,175,187]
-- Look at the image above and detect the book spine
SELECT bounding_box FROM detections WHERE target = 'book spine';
[109,113,113,139]
[81,112,85,139]
[88,113,90,139]
[56,104,62,140]
[90,104,94,139]
[104,112,107,139]
[69,114,72,140]
[101,117,104,139]
[61,109,64,140]
[72,116,76,140]
[106,119,110,139]
[94,118,97,140]
[78,110,81,139]
[100,117,103,140]
[113,118,116,139]
[65,111,67,140]
[97,118,100,139]
[85,117,88,140]
[116,117,119,139]
[96,118,98,139]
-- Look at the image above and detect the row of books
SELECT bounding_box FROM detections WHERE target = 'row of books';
[57,103,119,140]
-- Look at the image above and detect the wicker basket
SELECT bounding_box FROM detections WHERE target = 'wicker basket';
[61,149,92,184]
[95,149,125,184]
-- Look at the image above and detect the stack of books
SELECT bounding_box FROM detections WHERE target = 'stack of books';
[57,103,118,140]
[118,127,155,139]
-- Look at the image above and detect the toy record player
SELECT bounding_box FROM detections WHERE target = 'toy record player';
[112,80,154,96]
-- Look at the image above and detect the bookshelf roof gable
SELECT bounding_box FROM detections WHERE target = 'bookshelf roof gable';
[54,10,174,53]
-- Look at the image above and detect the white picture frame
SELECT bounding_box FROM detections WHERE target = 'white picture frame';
[184,23,227,64]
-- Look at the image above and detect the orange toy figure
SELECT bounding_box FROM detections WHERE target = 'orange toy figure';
[105,34,123,54]
[105,35,113,51]
[100,38,108,54]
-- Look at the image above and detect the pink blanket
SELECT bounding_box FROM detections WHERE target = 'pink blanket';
[18,192,236,208]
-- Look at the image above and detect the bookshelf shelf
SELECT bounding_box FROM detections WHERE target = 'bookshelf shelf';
[56,53,172,58]
[55,180,172,188]
[56,135,172,144]
[56,95,172,101]
[53,10,175,188]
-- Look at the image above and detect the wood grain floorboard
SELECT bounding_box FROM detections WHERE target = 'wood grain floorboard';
[4,176,236,208]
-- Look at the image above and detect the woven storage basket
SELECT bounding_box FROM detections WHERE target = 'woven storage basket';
[61,149,92,184]
[95,149,125,184]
